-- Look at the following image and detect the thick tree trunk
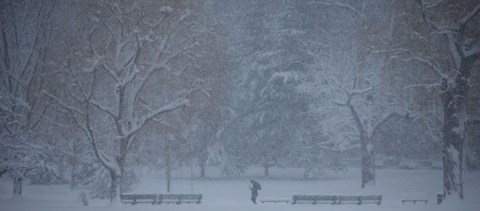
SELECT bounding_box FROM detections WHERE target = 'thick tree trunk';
[108,140,127,202]
[109,171,120,202]
[441,83,468,199]
[440,56,475,200]
[361,137,375,188]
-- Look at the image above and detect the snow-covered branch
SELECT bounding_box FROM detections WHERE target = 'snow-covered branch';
[417,0,459,34]
[351,86,373,97]
[464,47,480,58]
[368,110,409,137]
[387,48,443,77]
[446,34,461,69]
[459,3,480,27]
[128,97,189,138]
[42,91,85,116]
[89,99,116,119]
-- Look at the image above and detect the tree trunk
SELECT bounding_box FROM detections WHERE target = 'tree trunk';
[13,177,23,196]
[264,164,270,177]
[109,171,119,202]
[106,139,128,203]
[352,15,376,188]
[70,171,76,191]
[361,137,376,188]
[166,143,171,193]
[441,83,467,199]
[200,161,206,178]
[199,151,207,178]
[440,55,475,200]
[118,139,128,195]
[348,104,375,188]
[71,150,77,191]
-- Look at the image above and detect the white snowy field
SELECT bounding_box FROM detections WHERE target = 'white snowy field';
[1,168,479,211]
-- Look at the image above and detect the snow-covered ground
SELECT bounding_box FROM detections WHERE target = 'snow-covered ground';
[1,168,479,211]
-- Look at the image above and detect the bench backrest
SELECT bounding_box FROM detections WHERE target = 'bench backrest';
[159,194,179,199]
[121,194,156,200]
[293,195,337,201]
[180,194,202,200]
[158,194,202,200]
[338,195,360,201]
[360,195,382,201]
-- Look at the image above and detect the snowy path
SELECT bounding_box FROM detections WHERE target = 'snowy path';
[1,168,479,211]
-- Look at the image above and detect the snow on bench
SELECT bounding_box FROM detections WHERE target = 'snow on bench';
[121,194,157,204]
[337,195,382,205]
[292,195,337,204]
[120,193,202,205]
[401,192,428,204]
[158,194,202,204]
[292,195,382,205]
[260,199,290,204]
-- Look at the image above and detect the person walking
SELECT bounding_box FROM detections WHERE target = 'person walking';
[249,179,261,204]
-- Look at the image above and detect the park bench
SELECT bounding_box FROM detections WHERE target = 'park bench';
[260,200,290,204]
[292,195,337,204]
[401,193,428,204]
[120,194,157,204]
[157,194,202,204]
[337,195,382,205]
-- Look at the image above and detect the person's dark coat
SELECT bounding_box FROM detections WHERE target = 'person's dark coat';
[249,179,261,204]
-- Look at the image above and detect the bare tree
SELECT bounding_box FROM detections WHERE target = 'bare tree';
[390,0,480,199]
[47,0,211,202]
[300,0,409,188]
[0,0,58,197]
